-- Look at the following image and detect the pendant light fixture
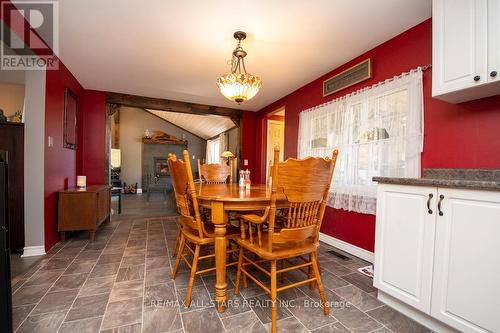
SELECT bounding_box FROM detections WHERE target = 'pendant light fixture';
[216,31,261,104]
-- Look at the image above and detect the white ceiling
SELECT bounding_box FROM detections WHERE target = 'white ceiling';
[57,0,431,111]
[147,109,235,140]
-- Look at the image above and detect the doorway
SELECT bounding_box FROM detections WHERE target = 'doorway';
[265,107,285,182]
[105,105,241,215]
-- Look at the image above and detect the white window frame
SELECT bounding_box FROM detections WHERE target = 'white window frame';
[206,138,220,164]
[298,68,424,214]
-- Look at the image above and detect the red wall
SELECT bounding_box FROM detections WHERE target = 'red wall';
[44,85,107,250]
[248,18,500,252]
[240,111,257,173]
[1,0,107,251]
[79,90,107,185]
[44,62,85,250]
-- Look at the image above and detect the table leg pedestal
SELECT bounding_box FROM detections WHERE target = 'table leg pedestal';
[212,201,227,313]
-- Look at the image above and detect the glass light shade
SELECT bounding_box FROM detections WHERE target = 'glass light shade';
[216,73,261,104]
[221,151,235,159]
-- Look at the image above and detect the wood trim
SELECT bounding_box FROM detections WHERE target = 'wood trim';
[0,122,24,127]
[142,138,187,145]
[267,106,285,118]
[265,119,284,181]
[105,92,242,125]
[268,115,284,121]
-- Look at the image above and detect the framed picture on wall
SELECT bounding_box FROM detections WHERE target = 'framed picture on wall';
[323,58,372,96]
[64,88,77,150]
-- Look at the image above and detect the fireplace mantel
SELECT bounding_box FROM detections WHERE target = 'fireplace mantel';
[142,138,187,146]
[142,130,187,146]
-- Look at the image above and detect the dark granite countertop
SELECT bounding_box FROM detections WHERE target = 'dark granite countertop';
[373,169,500,191]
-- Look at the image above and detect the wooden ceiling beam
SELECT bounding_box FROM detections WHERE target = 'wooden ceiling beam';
[106,92,242,125]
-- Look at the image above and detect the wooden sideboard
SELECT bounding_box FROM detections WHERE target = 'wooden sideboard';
[58,185,111,241]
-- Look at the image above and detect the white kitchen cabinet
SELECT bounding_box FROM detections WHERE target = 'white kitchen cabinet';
[432,0,500,103]
[373,184,437,313]
[374,184,500,333]
[488,0,500,84]
[431,188,500,333]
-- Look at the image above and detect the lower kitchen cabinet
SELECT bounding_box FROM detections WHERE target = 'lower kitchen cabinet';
[431,188,500,333]
[373,184,437,313]
[374,184,500,333]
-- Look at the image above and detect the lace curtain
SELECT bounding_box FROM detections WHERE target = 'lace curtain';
[219,132,228,156]
[298,68,423,214]
[206,138,220,164]
[206,132,228,164]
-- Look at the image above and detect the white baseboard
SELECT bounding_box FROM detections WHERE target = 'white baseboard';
[319,232,374,263]
[377,291,457,333]
[21,246,46,257]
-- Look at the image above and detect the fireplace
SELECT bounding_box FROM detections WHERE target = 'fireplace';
[154,157,169,177]
[142,141,185,192]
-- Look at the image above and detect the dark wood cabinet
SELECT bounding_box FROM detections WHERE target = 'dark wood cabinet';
[58,185,111,241]
[0,150,13,332]
[0,123,24,252]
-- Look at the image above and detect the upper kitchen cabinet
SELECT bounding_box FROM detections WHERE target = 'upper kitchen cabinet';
[433,0,500,103]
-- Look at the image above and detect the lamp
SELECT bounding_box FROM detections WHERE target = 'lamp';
[221,151,235,166]
[216,31,261,104]
[77,176,86,190]
[221,150,235,159]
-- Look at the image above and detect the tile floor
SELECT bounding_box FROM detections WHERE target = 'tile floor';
[10,194,176,280]
[10,195,432,333]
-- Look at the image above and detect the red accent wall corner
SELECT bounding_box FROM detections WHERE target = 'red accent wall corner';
[44,61,85,251]
[79,90,107,185]
[243,18,500,253]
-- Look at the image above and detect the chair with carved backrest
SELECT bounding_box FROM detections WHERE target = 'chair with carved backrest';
[197,159,240,226]
[197,159,232,184]
[169,153,183,259]
[234,147,338,333]
[170,158,234,258]
[168,151,239,307]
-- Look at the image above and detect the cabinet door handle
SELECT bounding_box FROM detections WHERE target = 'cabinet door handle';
[438,194,444,216]
[473,75,481,82]
[427,193,433,214]
[491,71,497,78]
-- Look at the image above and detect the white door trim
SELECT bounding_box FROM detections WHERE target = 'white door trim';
[266,119,284,181]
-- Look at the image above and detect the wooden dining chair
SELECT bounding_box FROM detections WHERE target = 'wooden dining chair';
[197,159,232,184]
[171,156,224,257]
[168,150,239,307]
[169,153,183,259]
[197,158,242,228]
[234,147,338,333]
[170,158,235,258]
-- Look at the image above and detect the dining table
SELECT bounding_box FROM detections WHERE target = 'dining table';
[195,182,274,312]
